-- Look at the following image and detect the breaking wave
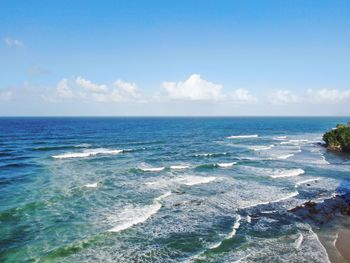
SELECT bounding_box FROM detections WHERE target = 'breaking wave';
[108,192,171,233]
[52,148,123,159]
[227,134,258,139]
[270,168,304,178]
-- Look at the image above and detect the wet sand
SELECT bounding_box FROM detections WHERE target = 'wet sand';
[335,229,350,263]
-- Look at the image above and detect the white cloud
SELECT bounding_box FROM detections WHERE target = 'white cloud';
[56,79,76,99]
[307,89,350,104]
[113,80,141,100]
[229,88,257,103]
[268,90,300,105]
[162,74,223,101]
[46,77,143,103]
[0,91,12,101]
[76,76,109,93]
[4,37,24,47]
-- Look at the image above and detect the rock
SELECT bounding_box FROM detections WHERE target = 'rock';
[289,193,350,225]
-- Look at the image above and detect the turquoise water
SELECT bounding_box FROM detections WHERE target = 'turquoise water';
[1,117,350,262]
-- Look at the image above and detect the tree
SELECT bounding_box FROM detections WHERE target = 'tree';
[323,122,350,153]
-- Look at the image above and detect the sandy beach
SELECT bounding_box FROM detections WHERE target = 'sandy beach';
[335,229,350,263]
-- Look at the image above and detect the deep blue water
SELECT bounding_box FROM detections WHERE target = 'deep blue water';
[1,117,350,262]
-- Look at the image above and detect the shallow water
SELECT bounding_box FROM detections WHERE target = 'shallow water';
[1,117,350,262]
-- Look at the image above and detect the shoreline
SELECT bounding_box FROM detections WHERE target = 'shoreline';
[335,229,350,262]
[290,193,350,263]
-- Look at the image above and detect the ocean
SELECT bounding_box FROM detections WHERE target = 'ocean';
[1,117,350,262]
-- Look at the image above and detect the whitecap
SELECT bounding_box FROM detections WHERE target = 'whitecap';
[246,215,252,223]
[174,175,216,186]
[108,192,170,233]
[217,162,236,168]
[52,148,123,159]
[294,233,304,249]
[250,145,274,151]
[276,154,294,160]
[241,191,299,209]
[227,134,258,139]
[84,182,98,188]
[295,178,320,188]
[274,136,287,140]
[108,203,161,233]
[270,168,304,178]
[227,215,241,239]
[155,191,172,201]
[170,165,190,170]
[209,215,241,249]
[194,152,228,157]
[280,139,309,145]
[74,143,91,148]
[140,167,165,172]
[272,191,299,203]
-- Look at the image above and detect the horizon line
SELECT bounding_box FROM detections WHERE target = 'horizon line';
[0,115,349,118]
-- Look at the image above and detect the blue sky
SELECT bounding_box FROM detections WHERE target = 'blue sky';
[1,0,350,115]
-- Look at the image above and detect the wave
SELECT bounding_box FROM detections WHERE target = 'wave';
[280,139,309,145]
[139,167,165,172]
[193,152,228,157]
[52,148,123,159]
[227,134,258,139]
[195,162,237,169]
[276,154,294,160]
[320,155,330,165]
[174,176,216,186]
[108,192,170,233]
[33,143,91,151]
[295,178,320,188]
[272,191,299,203]
[209,215,242,250]
[84,182,98,188]
[227,214,241,239]
[241,191,299,209]
[250,145,274,151]
[270,168,304,178]
[294,233,304,249]
[217,162,237,168]
[170,165,190,170]
[238,153,295,161]
[246,215,251,223]
[74,143,91,148]
[123,147,146,153]
[273,136,287,140]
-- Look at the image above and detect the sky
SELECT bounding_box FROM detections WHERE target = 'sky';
[1,0,350,116]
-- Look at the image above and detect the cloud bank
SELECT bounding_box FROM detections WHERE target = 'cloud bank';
[2,73,350,115]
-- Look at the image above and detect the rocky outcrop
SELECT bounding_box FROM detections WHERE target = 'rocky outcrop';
[289,194,350,225]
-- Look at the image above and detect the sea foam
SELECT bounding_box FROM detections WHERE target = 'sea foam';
[270,168,304,178]
[276,154,294,160]
[295,178,320,188]
[227,134,258,139]
[140,167,165,172]
[108,192,171,233]
[294,233,304,249]
[210,215,242,249]
[174,176,216,186]
[216,162,236,168]
[241,191,299,209]
[52,148,123,159]
[170,165,190,170]
[85,182,98,188]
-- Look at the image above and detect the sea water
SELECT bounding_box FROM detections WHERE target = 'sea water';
[1,117,350,262]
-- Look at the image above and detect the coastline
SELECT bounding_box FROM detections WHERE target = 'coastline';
[290,193,350,263]
[335,229,350,262]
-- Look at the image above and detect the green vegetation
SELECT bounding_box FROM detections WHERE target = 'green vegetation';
[323,122,350,153]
